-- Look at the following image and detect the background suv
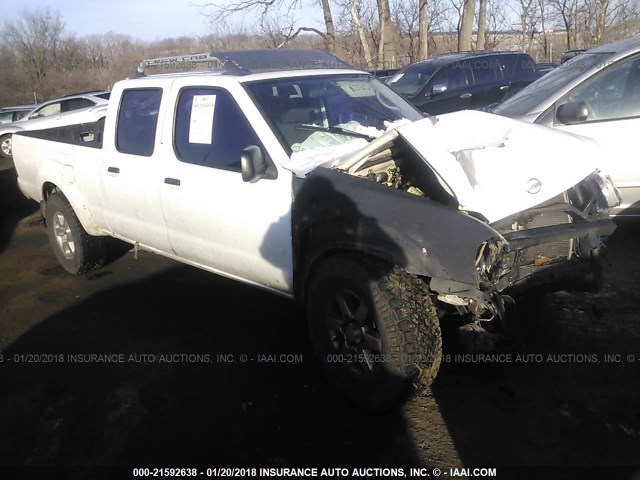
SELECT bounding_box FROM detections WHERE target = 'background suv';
[387,51,540,115]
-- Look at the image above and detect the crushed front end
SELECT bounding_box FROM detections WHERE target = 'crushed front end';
[430,172,618,334]
[479,172,619,298]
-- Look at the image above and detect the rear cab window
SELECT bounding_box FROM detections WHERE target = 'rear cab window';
[116,88,163,156]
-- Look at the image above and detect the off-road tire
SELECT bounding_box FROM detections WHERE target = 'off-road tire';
[45,193,106,274]
[307,254,442,411]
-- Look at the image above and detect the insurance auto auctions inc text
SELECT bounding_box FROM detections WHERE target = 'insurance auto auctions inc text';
[251,467,497,478]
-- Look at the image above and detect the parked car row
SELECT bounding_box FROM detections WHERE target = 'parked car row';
[0,91,110,160]
[385,38,639,216]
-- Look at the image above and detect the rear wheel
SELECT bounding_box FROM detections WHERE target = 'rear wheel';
[0,134,12,159]
[307,254,442,411]
[45,193,106,274]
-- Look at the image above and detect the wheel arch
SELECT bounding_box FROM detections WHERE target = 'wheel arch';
[41,182,103,236]
[292,168,500,305]
[296,244,424,306]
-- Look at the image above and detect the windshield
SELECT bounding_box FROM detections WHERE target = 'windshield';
[387,63,439,96]
[493,52,615,117]
[245,74,423,152]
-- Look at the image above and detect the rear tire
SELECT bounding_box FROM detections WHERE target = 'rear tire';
[307,254,442,411]
[45,193,106,274]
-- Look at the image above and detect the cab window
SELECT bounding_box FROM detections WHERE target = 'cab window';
[174,87,263,172]
[116,88,162,156]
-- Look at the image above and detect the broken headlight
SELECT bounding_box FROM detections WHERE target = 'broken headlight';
[591,172,621,212]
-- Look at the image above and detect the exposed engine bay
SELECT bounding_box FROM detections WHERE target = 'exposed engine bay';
[332,133,618,333]
[339,131,459,208]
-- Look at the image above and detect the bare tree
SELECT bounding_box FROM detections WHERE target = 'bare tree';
[393,0,446,61]
[392,0,418,62]
[418,0,429,59]
[616,0,640,38]
[583,0,618,45]
[320,0,337,53]
[482,0,512,50]
[1,8,65,84]
[512,0,539,53]
[377,0,397,67]
[458,0,475,51]
[536,0,551,60]
[348,0,373,64]
[477,0,488,50]
[199,0,335,52]
[549,0,580,50]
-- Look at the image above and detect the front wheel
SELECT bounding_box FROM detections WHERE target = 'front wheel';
[44,192,106,274]
[0,134,12,159]
[307,254,442,411]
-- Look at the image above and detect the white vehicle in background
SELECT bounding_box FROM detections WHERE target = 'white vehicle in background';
[0,91,109,160]
[491,36,640,216]
[0,104,37,125]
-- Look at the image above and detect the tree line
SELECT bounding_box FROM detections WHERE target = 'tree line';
[1,1,639,107]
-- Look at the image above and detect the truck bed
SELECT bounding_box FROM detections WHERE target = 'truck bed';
[16,118,105,150]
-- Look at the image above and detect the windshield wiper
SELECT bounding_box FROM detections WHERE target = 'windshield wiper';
[296,124,377,141]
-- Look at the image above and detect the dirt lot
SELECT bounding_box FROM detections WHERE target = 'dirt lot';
[1,158,639,478]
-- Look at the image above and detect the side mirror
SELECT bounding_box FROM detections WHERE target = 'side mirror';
[431,84,448,95]
[556,101,589,125]
[241,145,268,183]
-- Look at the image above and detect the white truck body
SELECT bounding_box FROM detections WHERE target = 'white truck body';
[9,54,620,410]
[13,69,617,296]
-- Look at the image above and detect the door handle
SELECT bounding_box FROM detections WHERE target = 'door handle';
[460,93,472,99]
[164,177,181,186]
[500,85,510,91]
[107,166,120,174]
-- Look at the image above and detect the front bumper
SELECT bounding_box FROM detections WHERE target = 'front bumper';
[485,172,619,295]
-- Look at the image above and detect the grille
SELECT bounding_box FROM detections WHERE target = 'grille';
[505,193,573,266]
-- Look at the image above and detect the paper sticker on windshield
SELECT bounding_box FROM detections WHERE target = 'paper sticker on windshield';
[189,95,216,144]
[337,81,376,98]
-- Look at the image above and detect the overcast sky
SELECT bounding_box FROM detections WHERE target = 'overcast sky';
[1,0,254,40]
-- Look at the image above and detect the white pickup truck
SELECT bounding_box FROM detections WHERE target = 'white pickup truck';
[12,50,619,410]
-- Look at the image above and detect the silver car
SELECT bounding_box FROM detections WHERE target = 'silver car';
[492,36,640,216]
[0,92,109,160]
[0,105,36,125]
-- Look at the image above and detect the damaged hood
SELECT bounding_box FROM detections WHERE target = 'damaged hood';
[395,111,601,223]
